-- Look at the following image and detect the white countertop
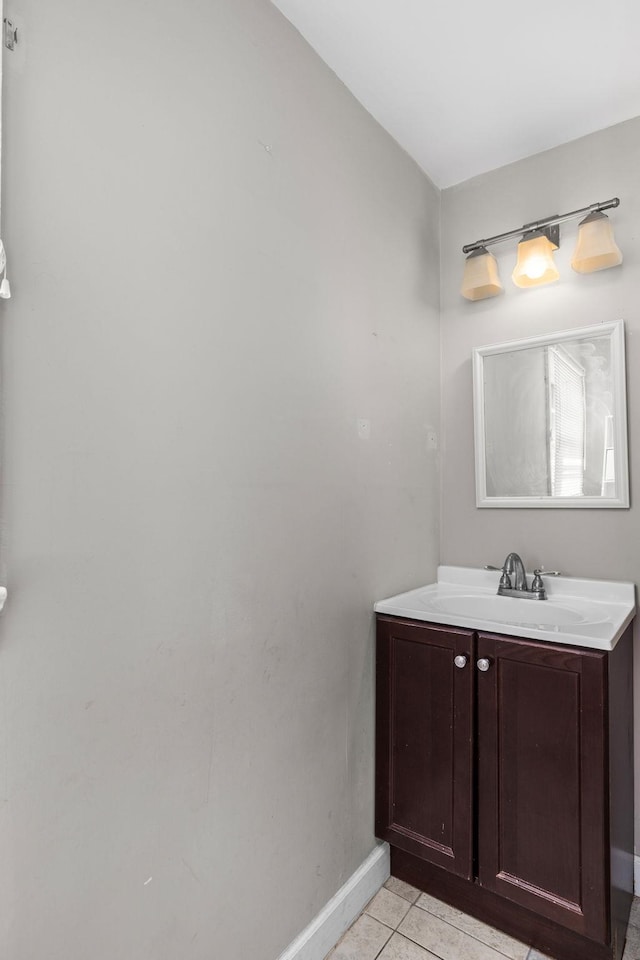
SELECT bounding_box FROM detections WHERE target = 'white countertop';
[374,566,636,651]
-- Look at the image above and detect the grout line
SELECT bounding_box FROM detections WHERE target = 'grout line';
[364,916,398,932]
[362,891,640,960]
[371,924,394,960]
[401,903,525,960]
[376,929,448,960]
[372,938,388,960]
[383,879,422,905]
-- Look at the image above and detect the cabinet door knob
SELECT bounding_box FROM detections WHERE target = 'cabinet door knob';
[454,655,468,669]
[477,658,491,672]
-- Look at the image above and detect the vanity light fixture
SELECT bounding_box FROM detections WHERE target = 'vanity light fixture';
[571,210,623,273]
[461,197,621,300]
[511,227,559,289]
[461,246,503,300]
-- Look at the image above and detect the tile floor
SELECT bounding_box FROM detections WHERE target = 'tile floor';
[326,877,640,960]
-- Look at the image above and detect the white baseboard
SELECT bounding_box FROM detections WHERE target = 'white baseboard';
[276,842,390,960]
[279,845,636,959]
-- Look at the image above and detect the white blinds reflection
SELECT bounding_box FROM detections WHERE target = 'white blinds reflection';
[547,346,586,497]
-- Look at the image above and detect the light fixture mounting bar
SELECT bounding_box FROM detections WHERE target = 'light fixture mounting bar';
[462,197,620,255]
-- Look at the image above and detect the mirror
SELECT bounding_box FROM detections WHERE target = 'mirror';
[473,320,629,508]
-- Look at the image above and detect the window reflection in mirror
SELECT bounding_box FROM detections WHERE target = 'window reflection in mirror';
[473,321,628,508]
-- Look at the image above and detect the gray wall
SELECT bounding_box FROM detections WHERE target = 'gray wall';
[440,117,640,844]
[0,1,441,957]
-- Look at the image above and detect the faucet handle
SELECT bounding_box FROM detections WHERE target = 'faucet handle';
[531,568,561,596]
[485,564,512,589]
[499,571,512,589]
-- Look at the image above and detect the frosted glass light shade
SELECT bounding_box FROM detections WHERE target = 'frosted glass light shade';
[461,247,503,301]
[512,231,559,288]
[571,211,622,273]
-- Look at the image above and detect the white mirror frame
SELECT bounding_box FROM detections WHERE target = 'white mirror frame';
[473,319,629,508]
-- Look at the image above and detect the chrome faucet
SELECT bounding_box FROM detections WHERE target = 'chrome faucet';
[503,552,527,592]
[485,554,561,600]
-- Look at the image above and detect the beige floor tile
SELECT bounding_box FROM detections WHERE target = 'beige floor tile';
[527,951,554,960]
[384,877,422,904]
[366,888,412,929]
[415,891,528,960]
[623,921,640,960]
[378,931,441,960]
[629,899,640,930]
[329,914,393,960]
[399,905,510,960]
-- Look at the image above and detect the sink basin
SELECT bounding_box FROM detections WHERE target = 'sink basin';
[374,566,636,651]
[430,594,588,627]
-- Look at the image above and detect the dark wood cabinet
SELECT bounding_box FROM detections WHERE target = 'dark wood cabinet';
[475,633,608,941]
[375,619,474,878]
[376,615,634,960]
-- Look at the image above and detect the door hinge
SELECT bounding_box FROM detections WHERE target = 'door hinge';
[3,19,17,51]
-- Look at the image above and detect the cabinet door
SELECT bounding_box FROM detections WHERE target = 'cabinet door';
[376,617,474,879]
[476,632,608,941]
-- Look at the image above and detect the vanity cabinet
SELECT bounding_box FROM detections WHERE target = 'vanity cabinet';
[376,615,634,960]
[375,620,475,879]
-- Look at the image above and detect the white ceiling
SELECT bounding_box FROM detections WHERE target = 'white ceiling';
[270,0,640,188]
